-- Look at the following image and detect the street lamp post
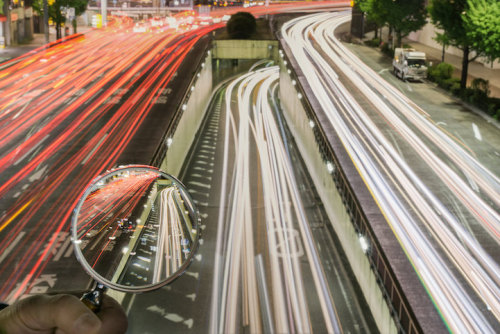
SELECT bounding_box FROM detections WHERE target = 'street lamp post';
[101,0,107,27]
[44,0,49,43]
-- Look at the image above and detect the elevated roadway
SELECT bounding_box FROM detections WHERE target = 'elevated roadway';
[278,10,500,334]
[126,63,378,334]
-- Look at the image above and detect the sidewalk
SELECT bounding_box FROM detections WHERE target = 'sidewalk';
[0,25,93,63]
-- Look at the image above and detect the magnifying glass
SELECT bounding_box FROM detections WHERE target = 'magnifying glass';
[71,165,200,311]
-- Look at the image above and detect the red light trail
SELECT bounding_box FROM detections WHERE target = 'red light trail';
[0,1,347,302]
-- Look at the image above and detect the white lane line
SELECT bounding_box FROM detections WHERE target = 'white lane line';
[14,135,50,165]
[28,164,48,182]
[187,181,211,189]
[0,231,26,264]
[472,123,482,141]
[82,134,108,165]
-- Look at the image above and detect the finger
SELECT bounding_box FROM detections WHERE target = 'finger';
[96,295,128,334]
[0,294,102,334]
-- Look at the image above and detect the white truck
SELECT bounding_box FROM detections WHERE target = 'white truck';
[393,48,427,81]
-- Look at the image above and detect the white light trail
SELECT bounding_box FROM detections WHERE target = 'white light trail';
[281,11,500,332]
[209,66,341,333]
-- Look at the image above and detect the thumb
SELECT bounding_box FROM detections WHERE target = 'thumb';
[0,294,102,334]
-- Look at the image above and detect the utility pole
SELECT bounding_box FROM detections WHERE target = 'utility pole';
[101,0,107,27]
[3,0,11,46]
[44,0,49,44]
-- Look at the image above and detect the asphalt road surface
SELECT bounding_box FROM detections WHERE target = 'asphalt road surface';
[125,62,378,334]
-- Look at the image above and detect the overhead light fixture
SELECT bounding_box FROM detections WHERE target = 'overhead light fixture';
[359,235,369,253]
[326,162,334,173]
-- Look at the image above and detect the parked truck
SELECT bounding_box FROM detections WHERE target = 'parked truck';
[393,48,427,81]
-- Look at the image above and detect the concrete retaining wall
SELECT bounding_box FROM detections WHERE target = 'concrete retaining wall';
[213,39,278,59]
[160,52,213,175]
[278,58,396,334]
[160,39,278,175]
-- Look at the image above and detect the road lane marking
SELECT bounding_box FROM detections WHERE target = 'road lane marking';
[0,231,26,264]
[464,171,480,192]
[187,181,210,189]
[82,134,108,164]
[14,135,49,165]
[0,198,34,232]
[472,123,482,141]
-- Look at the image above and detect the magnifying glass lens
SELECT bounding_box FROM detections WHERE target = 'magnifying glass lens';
[72,166,200,293]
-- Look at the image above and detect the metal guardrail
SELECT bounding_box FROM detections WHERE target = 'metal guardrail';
[278,41,422,334]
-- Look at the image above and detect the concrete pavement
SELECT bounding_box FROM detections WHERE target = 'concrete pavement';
[0,33,48,62]
[0,26,93,63]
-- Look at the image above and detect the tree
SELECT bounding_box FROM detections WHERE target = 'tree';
[32,0,88,40]
[464,0,500,62]
[356,0,388,39]
[433,32,450,62]
[428,0,481,89]
[356,0,426,46]
[385,0,427,47]
[226,12,257,39]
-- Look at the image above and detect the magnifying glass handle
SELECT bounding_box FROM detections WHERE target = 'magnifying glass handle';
[81,281,107,313]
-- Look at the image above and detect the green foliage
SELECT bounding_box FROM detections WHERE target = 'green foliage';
[471,78,490,96]
[427,62,462,94]
[427,60,498,117]
[467,78,490,107]
[428,0,483,89]
[429,0,469,48]
[364,37,381,47]
[380,42,394,58]
[385,0,427,46]
[0,0,4,15]
[459,78,493,110]
[356,0,387,27]
[449,79,462,96]
[32,0,88,27]
[464,0,500,61]
[357,0,426,47]
[488,98,500,120]
[428,62,454,82]
[439,77,461,93]
[433,32,449,48]
[226,12,257,39]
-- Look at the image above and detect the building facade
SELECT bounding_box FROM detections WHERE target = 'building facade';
[1,0,34,47]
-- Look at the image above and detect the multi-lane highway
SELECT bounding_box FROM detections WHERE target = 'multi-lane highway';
[0,2,349,304]
[0,15,223,302]
[209,66,343,334]
[281,11,500,333]
[125,62,377,333]
[9,3,490,333]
